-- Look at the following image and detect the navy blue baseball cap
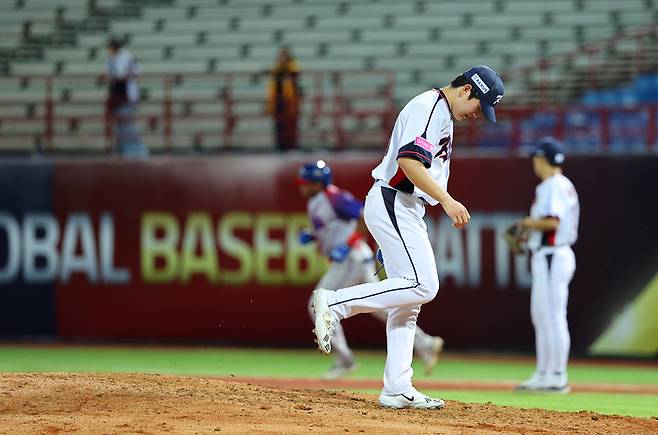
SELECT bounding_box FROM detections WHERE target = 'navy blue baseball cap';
[531,137,566,166]
[463,65,505,123]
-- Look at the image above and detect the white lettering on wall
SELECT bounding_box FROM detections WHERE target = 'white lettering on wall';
[0,212,130,284]
[23,214,59,283]
[426,212,531,290]
[0,213,20,282]
[100,213,129,283]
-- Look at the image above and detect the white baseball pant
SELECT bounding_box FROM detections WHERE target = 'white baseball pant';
[308,240,438,368]
[324,182,439,394]
[530,246,575,377]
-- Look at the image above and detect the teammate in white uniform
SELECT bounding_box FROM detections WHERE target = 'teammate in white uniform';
[516,138,579,393]
[297,160,445,380]
[311,65,505,409]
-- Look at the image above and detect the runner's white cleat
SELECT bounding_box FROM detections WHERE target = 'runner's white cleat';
[379,388,445,410]
[311,288,336,354]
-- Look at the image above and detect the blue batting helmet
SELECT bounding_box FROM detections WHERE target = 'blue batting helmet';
[297,160,332,186]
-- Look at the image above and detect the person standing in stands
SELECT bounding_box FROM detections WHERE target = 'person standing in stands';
[267,46,301,151]
[106,38,147,158]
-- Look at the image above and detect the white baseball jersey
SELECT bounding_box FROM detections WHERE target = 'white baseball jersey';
[307,185,361,257]
[371,89,453,206]
[527,174,580,251]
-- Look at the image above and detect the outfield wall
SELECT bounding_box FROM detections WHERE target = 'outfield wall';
[1,154,657,356]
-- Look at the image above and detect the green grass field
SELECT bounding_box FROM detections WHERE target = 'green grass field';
[1,345,657,418]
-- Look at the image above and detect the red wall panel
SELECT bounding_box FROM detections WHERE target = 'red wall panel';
[44,155,658,353]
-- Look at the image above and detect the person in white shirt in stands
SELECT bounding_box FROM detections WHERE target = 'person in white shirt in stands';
[106,38,147,158]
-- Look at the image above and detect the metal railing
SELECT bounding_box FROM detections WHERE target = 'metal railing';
[0,70,397,152]
[1,71,658,152]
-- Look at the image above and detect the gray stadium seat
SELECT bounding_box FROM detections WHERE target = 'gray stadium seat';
[1,0,657,151]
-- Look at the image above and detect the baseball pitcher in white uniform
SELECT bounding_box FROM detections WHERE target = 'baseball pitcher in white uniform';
[311,65,505,409]
[297,160,444,380]
[516,137,579,393]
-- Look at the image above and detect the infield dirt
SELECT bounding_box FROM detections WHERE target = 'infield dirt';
[2,373,657,434]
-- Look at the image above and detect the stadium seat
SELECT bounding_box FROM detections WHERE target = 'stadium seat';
[1,0,657,151]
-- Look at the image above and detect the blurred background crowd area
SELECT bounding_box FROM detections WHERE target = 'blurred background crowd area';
[0,0,657,154]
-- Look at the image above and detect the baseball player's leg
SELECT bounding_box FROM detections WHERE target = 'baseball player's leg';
[325,186,439,320]
[358,244,391,321]
[372,311,444,374]
[530,256,550,376]
[525,249,574,391]
[332,187,439,397]
[545,248,576,387]
[371,307,444,374]
[371,307,444,370]
[363,259,444,374]
[312,185,439,367]
[358,243,392,322]
[412,326,433,351]
[413,327,445,375]
[322,322,358,379]
[518,252,551,390]
[382,303,421,394]
[377,302,443,409]
[353,241,379,286]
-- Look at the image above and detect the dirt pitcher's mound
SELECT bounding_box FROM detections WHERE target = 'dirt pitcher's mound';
[1,373,657,434]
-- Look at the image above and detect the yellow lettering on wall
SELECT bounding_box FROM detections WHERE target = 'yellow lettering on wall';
[140,211,330,286]
[218,212,253,285]
[254,213,285,285]
[285,213,325,285]
[180,212,220,283]
[141,212,179,283]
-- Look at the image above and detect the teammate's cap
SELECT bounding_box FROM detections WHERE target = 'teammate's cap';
[532,137,566,166]
[463,65,505,123]
[297,160,332,186]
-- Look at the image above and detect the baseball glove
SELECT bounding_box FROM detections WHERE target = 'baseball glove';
[504,223,529,255]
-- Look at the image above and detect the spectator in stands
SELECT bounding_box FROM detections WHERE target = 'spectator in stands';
[106,38,147,158]
[266,46,301,151]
